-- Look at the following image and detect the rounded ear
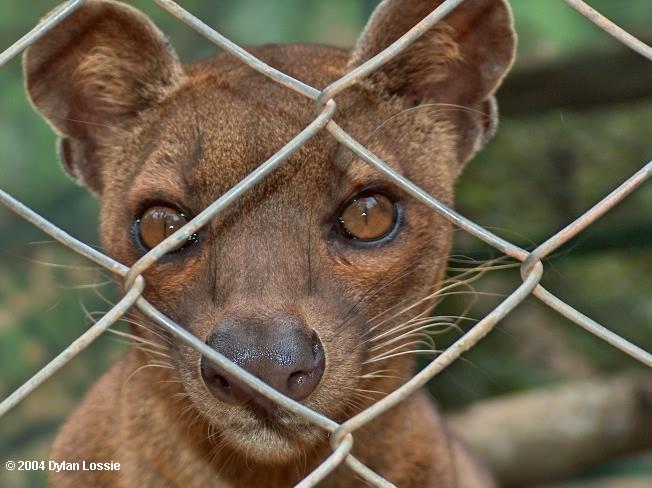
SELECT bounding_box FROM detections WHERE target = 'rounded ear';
[24,0,184,194]
[350,0,516,169]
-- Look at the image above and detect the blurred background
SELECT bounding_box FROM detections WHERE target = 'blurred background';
[1,1,651,487]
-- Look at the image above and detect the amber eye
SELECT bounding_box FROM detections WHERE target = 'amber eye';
[137,205,196,251]
[339,193,397,241]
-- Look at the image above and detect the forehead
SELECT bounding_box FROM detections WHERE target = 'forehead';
[116,43,455,223]
[124,46,396,208]
[152,75,321,200]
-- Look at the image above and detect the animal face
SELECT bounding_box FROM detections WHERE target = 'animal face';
[24,0,514,463]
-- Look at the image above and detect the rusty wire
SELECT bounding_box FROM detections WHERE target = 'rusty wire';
[1,0,651,486]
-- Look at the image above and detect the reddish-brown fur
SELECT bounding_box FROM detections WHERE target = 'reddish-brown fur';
[24,0,515,486]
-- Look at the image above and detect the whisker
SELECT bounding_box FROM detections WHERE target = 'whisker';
[111,317,172,345]
[106,329,169,354]
[363,258,502,338]
[365,315,474,346]
[21,256,100,271]
[58,280,113,290]
[122,363,174,386]
[368,321,455,352]
[344,388,382,403]
[111,321,171,346]
[367,348,444,363]
[365,339,437,363]
[344,386,386,396]
[358,368,399,380]
[341,255,431,326]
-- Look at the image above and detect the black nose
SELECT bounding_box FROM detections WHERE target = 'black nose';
[200,316,325,405]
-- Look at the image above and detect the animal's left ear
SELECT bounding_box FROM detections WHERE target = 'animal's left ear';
[350,0,516,170]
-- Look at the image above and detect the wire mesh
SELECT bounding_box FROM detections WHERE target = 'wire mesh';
[1,0,651,486]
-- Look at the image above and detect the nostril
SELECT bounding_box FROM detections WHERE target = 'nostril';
[201,357,241,404]
[287,370,312,400]
[286,339,325,401]
[215,374,231,393]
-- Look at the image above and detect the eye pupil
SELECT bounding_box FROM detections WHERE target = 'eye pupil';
[339,194,396,241]
[138,205,195,251]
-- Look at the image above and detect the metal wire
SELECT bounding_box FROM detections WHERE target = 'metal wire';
[1,0,651,486]
[563,0,652,61]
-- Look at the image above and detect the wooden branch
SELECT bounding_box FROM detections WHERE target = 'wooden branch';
[499,48,652,117]
[446,373,652,487]
[539,476,652,488]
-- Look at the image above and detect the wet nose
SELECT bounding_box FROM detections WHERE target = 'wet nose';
[200,316,325,405]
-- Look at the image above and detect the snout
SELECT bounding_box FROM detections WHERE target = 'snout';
[200,316,325,406]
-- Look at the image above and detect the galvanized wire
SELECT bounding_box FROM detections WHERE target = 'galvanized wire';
[563,0,652,61]
[1,0,651,486]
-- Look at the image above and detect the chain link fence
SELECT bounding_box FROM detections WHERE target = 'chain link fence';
[1,0,651,486]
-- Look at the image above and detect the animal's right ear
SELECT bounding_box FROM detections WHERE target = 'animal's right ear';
[23,0,184,195]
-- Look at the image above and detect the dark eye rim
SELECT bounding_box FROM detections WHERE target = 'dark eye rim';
[335,190,402,246]
[131,200,200,255]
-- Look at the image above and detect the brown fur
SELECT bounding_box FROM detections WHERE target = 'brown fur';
[24,0,515,486]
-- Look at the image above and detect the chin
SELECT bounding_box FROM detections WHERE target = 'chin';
[207,404,326,464]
